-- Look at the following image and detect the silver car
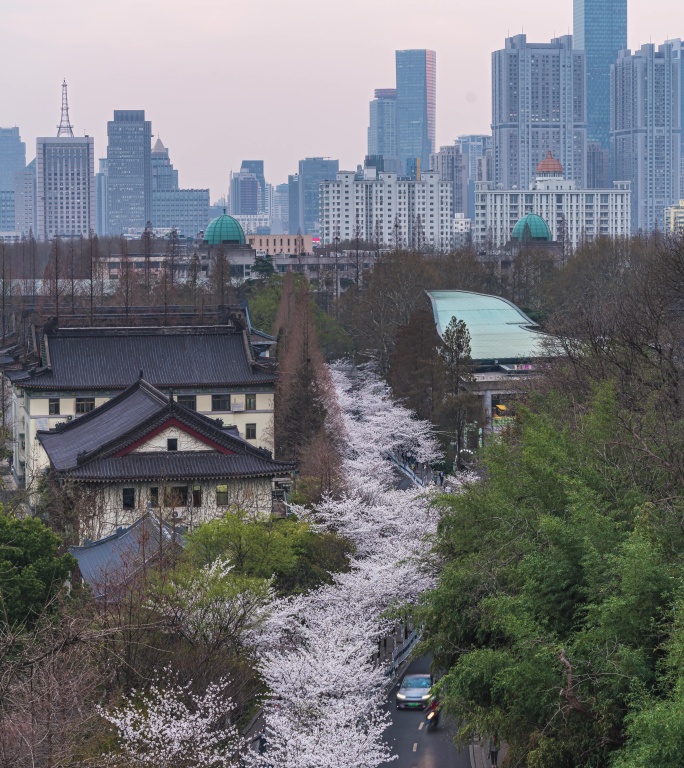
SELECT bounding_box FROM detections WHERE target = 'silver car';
[395,673,433,709]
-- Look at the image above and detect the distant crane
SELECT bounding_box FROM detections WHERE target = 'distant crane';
[57,79,74,137]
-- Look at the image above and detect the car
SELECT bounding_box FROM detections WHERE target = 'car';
[395,673,433,709]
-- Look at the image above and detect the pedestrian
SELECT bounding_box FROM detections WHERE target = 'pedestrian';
[439,470,444,486]
[252,727,267,754]
[489,734,500,767]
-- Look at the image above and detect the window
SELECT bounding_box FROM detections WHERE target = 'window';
[150,487,159,507]
[122,488,135,509]
[192,486,202,507]
[246,423,257,440]
[216,484,229,505]
[75,397,95,414]
[212,394,231,411]
[164,485,188,506]
[49,398,60,415]
[167,438,178,451]
[245,394,257,411]
[177,395,196,410]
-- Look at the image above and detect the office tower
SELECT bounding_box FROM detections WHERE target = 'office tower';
[271,183,289,234]
[13,160,36,236]
[368,88,398,172]
[287,174,299,234]
[574,0,627,150]
[586,141,609,189]
[456,135,493,219]
[95,159,108,237]
[230,170,260,215]
[612,41,682,232]
[430,145,468,215]
[492,35,586,190]
[0,128,26,192]
[106,110,152,234]
[240,161,267,213]
[296,158,339,235]
[151,138,179,192]
[36,83,95,241]
[396,50,436,177]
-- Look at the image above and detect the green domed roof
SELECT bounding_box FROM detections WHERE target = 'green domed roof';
[203,211,246,245]
[511,213,552,242]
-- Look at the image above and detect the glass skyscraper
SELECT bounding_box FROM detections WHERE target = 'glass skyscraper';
[395,50,436,177]
[106,110,152,234]
[574,0,627,150]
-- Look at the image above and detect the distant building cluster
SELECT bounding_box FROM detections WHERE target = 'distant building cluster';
[1,0,683,252]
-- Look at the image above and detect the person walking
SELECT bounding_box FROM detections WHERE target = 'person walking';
[489,734,500,767]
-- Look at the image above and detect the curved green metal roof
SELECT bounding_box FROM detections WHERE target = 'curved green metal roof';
[511,213,552,242]
[203,211,246,245]
[426,290,550,362]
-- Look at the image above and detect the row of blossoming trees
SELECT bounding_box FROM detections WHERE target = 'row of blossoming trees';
[97,365,448,768]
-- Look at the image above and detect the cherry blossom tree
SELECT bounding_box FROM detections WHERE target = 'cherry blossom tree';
[99,673,242,768]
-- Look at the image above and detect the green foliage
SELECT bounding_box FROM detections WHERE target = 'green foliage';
[0,511,76,627]
[185,510,352,595]
[422,383,684,767]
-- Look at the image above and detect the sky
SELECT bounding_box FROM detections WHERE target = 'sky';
[1,0,680,201]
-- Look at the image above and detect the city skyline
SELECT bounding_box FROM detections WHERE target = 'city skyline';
[0,0,680,198]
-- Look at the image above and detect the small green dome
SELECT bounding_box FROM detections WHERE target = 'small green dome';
[511,213,552,242]
[203,211,246,245]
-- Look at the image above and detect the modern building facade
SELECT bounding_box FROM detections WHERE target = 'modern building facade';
[665,200,684,235]
[430,144,468,216]
[320,169,459,249]
[611,41,682,233]
[240,161,267,213]
[13,163,35,237]
[396,50,436,177]
[586,141,609,189]
[574,0,627,150]
[492,35,586,190]
[151,138,178,192]
[474,152,630,251]
[230,170,260,216]
[271,183,289,234]
[368,88,398,173]
[0,128,26,193]
[95,158,108,237]
[35,136,95,240]
[297,158,339,235]
[106,110,152,234]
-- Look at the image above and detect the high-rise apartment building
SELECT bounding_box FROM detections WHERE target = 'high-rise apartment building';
[492,35,586,190]
[271,183,289,234]
[296,157,339,235]
[430,145,468,216]
[0,128,26,192]
[574,0,627,150]
[36,136,95,240]
[13,161,36,236]
[368,89,398,172]
[396,50,436,177]
[106,110,152,234]
[611,41,682,232]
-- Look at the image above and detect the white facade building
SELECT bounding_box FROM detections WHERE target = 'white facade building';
[36,136,95,241]
[474,152,630,251]
[320,169,464,249]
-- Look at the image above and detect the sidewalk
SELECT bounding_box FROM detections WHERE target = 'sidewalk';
[469,736,507,768]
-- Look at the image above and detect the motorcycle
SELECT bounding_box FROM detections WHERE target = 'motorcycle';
[425,700,441,731]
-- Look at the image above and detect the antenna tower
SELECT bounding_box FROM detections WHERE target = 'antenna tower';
[57,79,74,137]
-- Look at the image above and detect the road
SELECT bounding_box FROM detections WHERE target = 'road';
[381,655,471,768]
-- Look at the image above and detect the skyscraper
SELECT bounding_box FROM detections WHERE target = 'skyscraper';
[36,82,95,241]
[492,35,586,190]
[611,41,682,232]
[574,0,627,150]
[0,127,26,192]
[230,170,260,215]
[106,110,152,234]
[95,159,108,237]
[296,158,339,235]
[151,138,179,192]
[368,88,398,171]
[395,50,436,177]
[240,161,267,213]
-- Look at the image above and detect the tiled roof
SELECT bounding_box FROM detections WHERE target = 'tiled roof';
[38,378,295,481]
[8,326,276,390]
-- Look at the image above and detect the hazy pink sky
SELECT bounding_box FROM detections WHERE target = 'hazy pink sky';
[1,0,680,200]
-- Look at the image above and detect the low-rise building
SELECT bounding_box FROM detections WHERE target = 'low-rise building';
[38,377,294,542]
[474,152,631,251]
[4,317,276,493]
[246,233,313,256]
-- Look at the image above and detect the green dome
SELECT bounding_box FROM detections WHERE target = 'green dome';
[511,213,552,242]
[203,211,246,245]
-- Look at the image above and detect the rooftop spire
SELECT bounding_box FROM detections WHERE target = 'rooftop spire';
[57,79,74,138]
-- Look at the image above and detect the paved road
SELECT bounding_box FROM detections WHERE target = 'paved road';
[381,655,471,768]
